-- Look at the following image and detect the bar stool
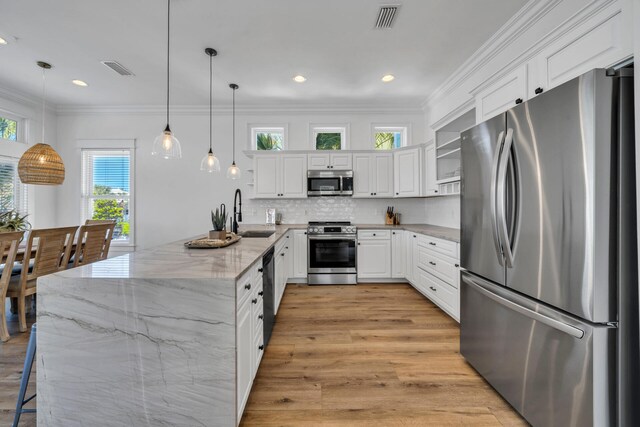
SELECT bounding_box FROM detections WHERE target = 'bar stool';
[12,323,36,427]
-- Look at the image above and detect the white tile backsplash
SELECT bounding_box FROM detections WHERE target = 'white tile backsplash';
[242,196,460,228]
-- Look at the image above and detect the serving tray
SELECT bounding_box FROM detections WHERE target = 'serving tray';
[184,233,241,249]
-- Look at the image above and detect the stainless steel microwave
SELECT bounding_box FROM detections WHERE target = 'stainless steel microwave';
[307,170,353,196]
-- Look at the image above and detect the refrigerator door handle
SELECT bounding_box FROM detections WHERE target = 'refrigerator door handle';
[490,130,505,266]
[464,274,585,339]
[497,128,515,268]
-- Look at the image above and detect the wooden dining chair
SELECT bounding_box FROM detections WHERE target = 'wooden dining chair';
[7,226,78,333]
[74,222,116,267]
[0,231,25,342]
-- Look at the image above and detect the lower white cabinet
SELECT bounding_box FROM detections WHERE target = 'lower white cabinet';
[292,230,308,278]
[236,293,252,421]
[405,232,418,285]
[357,230,391,279]
[391,230,405,278]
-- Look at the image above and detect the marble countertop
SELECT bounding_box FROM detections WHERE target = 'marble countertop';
[55,223,458,281]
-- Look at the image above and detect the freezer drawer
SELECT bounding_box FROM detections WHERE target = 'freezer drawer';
[460,271,616,427]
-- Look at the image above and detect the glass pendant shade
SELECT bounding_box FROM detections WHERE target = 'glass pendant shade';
[18,143,65,185]
[226,162,241,179]
[152,125,182,159]
[201,149,220,173]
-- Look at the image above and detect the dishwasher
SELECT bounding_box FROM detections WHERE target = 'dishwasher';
[261,248,275,347]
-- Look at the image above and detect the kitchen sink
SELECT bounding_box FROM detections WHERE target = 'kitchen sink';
[239,230,276,238]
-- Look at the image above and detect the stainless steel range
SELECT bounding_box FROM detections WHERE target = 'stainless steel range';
[307,221,357,285]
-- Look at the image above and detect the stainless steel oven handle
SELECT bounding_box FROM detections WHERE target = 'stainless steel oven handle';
[308,235,357,241]
[464,274,584,339]
[490,130,505,266]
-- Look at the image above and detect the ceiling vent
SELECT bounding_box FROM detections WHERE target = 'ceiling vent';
[101,60,135,76]
[375,5,400,29]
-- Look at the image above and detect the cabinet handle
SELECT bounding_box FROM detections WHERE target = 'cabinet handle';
[396,192,399,195]
[413,235,417,238]
[358,242,361,246]
[429,261,436,266]
[429,286,437,292]
[455,264,459,268]
[281,253,285,256]
[258,291,264,296]
[304,232,307,235]
[252,298,258,304]
[245,283,251,290]
[258,314,264,320]
[372,233,376,236]
[534,87,543,95]
[259,345,264,350]
[392,232,395,235]
[327,166,330,169]
[285,246,289,249]
[258,268,263,272]
[429,242,436,246]
[515,98,523,104]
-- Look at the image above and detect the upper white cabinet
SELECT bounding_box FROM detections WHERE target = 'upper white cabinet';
[527,2,630,99]
[423,144,438,196]
[307,153,353,170]
[475,65,527,123]
[254,154,307,199]
[353,153,393,198]
[393,148,421,198]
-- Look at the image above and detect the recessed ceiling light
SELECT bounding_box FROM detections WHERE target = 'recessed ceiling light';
[0,37,7,45]
[381,74,395,82]
[72,79,88,87]
[293,75,307,83]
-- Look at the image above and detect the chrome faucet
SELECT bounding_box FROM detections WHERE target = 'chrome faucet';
[233,189,242,234]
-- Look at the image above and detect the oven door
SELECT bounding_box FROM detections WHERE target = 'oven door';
[307,176,342,196]
[308,235,357,273]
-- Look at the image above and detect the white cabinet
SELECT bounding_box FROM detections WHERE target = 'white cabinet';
[391,230,405,278]
[307,153,352,170]
[393,148,421,198]
[292,230,308,279]
[253,154,307,199]
[405,232,418,285]
[423,144,438,196]
[274,239,291,313]
[357,230,391,279]
[475,65,527,123]
[236,296,252,421]
[353,153,393,198]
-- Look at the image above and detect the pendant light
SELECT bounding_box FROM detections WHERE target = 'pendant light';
[226,83,241,179]
[200,48,220,173]
[152,0,182,159]
[18,61,65,185]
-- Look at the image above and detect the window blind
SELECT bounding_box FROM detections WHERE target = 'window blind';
[0,155,28,214]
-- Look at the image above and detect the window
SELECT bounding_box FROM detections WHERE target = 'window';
[82,149,133,244]
[311,125,348,150]
[251,126,286,151]
[0,156,28,214]
[0,116,18,141]
[373,126,408,149]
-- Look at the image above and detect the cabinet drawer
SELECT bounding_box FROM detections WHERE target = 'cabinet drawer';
[417,234,458,258]
[420,270,459,319]
[358,230,391,240]
[237,262,262,306]
[416,248,458,287]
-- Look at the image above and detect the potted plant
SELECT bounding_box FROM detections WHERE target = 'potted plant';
[209,206,227,240]
[0,210,31,238]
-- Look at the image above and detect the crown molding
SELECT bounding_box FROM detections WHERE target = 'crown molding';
[0,85,58,113]
[55,103,424,116]
[421,0,563,110]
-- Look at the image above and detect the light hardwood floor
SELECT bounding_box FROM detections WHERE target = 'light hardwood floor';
[241,284,528,426]
[0,302,36,427]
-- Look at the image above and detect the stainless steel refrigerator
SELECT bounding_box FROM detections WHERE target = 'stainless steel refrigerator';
[460,68,638,426]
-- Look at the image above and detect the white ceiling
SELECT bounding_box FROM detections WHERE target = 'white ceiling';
[0,0,527,108]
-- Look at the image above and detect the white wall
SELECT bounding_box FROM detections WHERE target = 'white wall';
[0,89,59,228]
[55,108,435,250]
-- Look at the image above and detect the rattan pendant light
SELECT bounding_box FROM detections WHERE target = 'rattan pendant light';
[18,61,65,185]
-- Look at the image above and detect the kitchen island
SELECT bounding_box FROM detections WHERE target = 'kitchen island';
[37,224,458,426]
